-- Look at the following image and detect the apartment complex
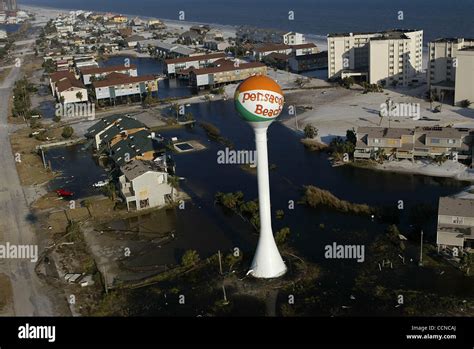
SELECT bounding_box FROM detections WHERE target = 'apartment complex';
[164,52,226,76]
[428,38,474,106]
[354,126,473,163]
[80,64,138,85]
[327,29,423,85]
[91,73,159,104]
[437,197,474,252]
[189,62,267,88]
[253,43,319,61]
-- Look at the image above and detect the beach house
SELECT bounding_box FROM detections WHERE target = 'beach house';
[119,160,173,211]
[437,197,474,253]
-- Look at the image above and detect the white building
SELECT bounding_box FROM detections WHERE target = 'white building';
[327,29,423,86]
[455,48,474,106]
[119,160,174,211]
[92,73,158,102]
[49,71,88,104]
[428,38,474,107]
[437,197,474,252]
[164,52,226,76]
[283,32,305,45]
[0,29,6,39]
[80,64,138,85]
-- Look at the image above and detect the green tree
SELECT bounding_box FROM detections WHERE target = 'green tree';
[168,175,180,200]
[181,250,200,267]
[460,253,473,276]
[76,91,83,102]
[275,227,291,246]
[304,124,318,139]
[61,126,74,139]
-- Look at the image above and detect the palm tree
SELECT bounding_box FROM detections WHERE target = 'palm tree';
[168,175,180,201]
[76,91,83,102]
[460,253,473,276]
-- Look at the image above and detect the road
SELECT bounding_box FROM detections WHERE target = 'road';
[0,62,57,315]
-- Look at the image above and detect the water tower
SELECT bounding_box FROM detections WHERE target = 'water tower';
[234,75,287,278]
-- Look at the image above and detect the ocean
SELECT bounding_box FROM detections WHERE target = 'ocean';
[20,0,474,43]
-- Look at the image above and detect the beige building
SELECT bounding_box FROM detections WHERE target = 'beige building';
[354,126,473,162]
[328,29,423,85]
[437,197,474,252]
[119,160,173,211]
[428,38,474,106]
[454,48,474,106]
[189,62,267,88]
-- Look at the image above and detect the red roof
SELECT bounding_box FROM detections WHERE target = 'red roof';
[80,64,137,75]
[50,71,75,83]
[92,74,157,88]
[50,71,86,92]
[254,43,291,52]
[290,43,318,49]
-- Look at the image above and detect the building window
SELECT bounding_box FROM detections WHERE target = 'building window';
[452,216,464,225]
[431,138,440,144]
[448,139,455,144]
[374,139,380,144]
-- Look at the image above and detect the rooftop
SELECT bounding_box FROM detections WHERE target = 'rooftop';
[415,126,470,139]
[438,197,474,218]
[121,159,165,181]
[92,74,157,88]
[357,126,414,139]
[80,64,137,75]
[165,52,226,64]
[328,29,421,38]
[190,62,266,75]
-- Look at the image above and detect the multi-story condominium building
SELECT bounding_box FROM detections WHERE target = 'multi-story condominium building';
[454,48,474,106]
[327,29,423,86]
[189,62,267,88]
[428,38,474,106]
[354,126,473,163]
[283,32,306,45]
[91,73,159,104]
[80,64,138,85]
[437,197,474,252]
[164,52,226,76]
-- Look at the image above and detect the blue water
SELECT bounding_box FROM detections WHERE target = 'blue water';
[21,0,474,43]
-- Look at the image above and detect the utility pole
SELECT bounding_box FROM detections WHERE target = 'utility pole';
[295,108,298,131]
[218,250,223,275]
[418,230,423,267]
[222,283,228,304]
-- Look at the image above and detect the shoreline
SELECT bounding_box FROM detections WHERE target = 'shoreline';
[21,4,329,49]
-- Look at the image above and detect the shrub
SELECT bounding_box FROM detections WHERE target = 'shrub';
[61,126,74,139]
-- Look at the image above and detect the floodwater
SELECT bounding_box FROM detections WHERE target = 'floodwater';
[100,56,192,99]
[44,96,474,314]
